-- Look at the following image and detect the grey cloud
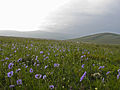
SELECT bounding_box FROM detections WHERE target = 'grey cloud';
[39,0,120,37]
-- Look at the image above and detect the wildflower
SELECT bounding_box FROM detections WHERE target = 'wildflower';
[80,71,87,82]
[95,88,98,90]
[35,74,42,79]
[45,65,48,69]
[102,78,104,83]
[91,73,101,77]
[119,72,120,76]
[48,53,50,55]
[81,64,85,68]
[25,66,28,68]
[49,85,54,89]
[1,59,4,61]
[98,66,105,69]
[14,50,16,53]
[43,75,47,79]
[37,64,40,66]
[7,71,13,77]
[81,56,84,58]
[9,85,15,88]
[5,57,9,60]
[46,56,49,59]
[31,44,33,47]
[93,64,95,66]
[33,62,36,66]
[117,75,119,79]
[30,68,33,73]
[17,79,22,85]
[40,51,43,54]
[54,63,60,67]
[35,56,38,60]
[17,58,22,62]
[106,71,110,75]
[16,68,21,73]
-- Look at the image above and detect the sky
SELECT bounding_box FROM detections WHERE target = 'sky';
[0,0,70,31]
[0,0,120,35]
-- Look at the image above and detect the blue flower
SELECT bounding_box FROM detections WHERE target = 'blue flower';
[35,74,42,79]
[45,65,48,69]
[80,71,87,82]
[81,64,85,68]
[30,68,33,73]
[106,71,110,75]
[40,51,43,54]
[5,57,9,60]
[17,58,22,62]
[17,79,22,85]
[117,75,119,79]
[98,66,105,69]
[54,63,60,67]
[43,75,47,79]
[9,85,15,88]
[49,85,54,89]
[7,71,13,77]
[15,68,21,73]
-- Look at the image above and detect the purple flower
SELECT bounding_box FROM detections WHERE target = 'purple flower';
[46,56,49,59]
[33,62,36,66]
[102,78,104,83]
[17,79,22,85]
[35,74,42,79]
[35,56,38,60]
[117,75,119,79]
[40,51,43,54]
[16,68,21,73]
[54,63,60,67]
[49,85,54,89]
[37,64,40,66]
[7,71,13,77]
[81,64,85,68]
[9,85,15,88]
[17,58,22,62]
[5,57,9,60]
[80,71,87,82]
[106,71,110,75]
[118,69,120,72]
[93,64,95,66]
[25,66,28,68]
[119,72,120,76]
[98,66,105,69]
[48,53,50,55]
[45,65,48,69]
[81,56,84,58]
[43,75,47,79]
[1,59,4,61]
[30,68,33,73]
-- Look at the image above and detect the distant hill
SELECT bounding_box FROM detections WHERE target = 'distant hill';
[70,33,120,44]
[0,30,73,40]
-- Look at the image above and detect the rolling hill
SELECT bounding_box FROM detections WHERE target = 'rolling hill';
[0,30,73,40]
[70,33,120,44]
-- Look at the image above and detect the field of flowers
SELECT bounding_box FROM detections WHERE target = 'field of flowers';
[0,36,120,90]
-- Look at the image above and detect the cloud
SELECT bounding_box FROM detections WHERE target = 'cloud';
[39,0,120,36]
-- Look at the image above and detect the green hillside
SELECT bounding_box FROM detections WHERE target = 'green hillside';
[0,36,120,89]
[71,33,120,44]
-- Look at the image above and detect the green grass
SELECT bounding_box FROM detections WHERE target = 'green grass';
[0,36,120,90]
[70,33,120,44]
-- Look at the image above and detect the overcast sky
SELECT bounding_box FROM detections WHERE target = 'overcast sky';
[0,0,120,35]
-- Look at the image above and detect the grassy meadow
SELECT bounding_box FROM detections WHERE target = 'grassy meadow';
[0,36,120,90]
